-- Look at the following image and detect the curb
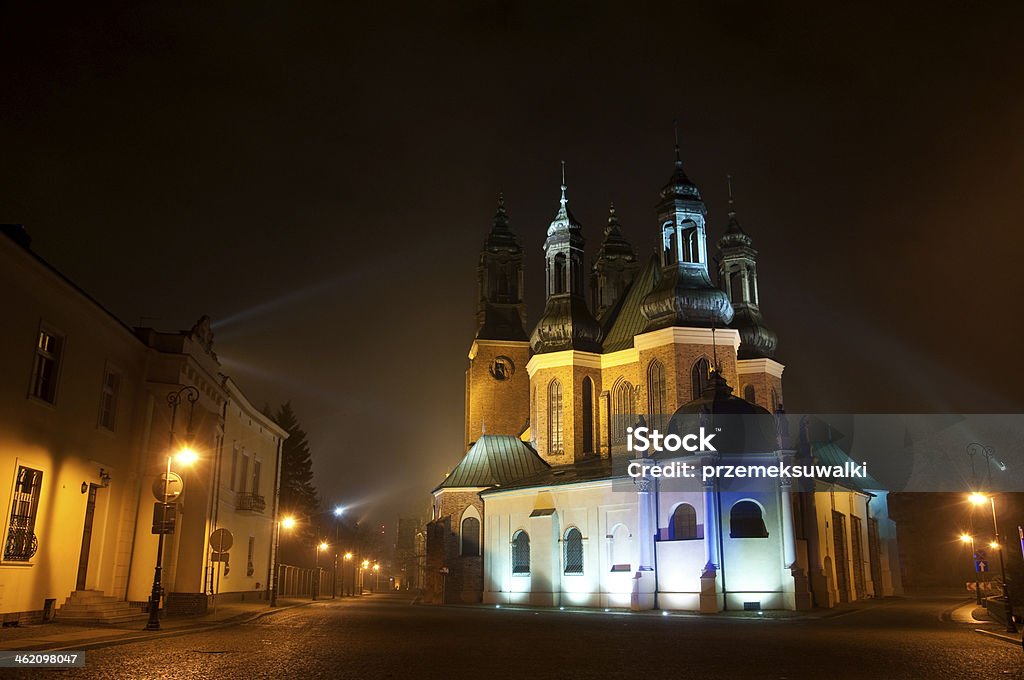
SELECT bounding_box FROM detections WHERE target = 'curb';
[975,628,1023,646]
[26,601,318,653]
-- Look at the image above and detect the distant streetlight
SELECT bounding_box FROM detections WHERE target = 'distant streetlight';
[960,533,982,606]
[314,541,329,601]
[147,386,199,631]
[967,490,1017,633]
[373,562,381,592]
[333,506,345,517]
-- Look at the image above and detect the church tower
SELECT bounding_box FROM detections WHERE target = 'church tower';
[529,164,602,354]
[528,165,602,465]
[640,142,733,331]
[717,176,784,411]
[591,203,639,320]
[465,195,531,448]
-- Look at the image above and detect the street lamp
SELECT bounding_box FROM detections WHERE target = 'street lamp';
[271,514,297,607]
[314,541,329,601]
[960,533,982,606]
[373,562,381,592]
[146,386,199,631]
[331,506,344,598]
[968,491,1017,633]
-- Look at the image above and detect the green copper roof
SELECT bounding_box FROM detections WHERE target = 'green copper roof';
[812,441,885,492]
[601,254,659,353]
[434,435,549,491]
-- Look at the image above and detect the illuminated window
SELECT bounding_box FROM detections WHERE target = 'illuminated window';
[29,329,63,403]
[564,528,583,575]
[691,358,711,400]
[512,530,530,574]
[670,503,698,540]
[461,516,480,557]
[98,367,120,430]
[548,379,563,454]
[647,360,666,431]
[730,501,768,538]
[743,384,756,404]
[612,380,634,446]
[4,466,42,561]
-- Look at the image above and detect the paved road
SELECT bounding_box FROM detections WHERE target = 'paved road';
[11,594,1024,679]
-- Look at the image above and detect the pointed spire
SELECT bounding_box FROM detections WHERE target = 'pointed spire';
[727,174,736,218]
[674,119,682,167]
[722,174,748,239]
[560,160,568,208]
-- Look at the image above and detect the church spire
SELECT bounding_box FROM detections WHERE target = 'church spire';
[591,202,639,319]
[530,162,602,354]
[640,129,733,331]
[717,175,777,359]
[475,192,527,341]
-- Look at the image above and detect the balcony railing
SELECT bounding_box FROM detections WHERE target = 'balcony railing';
[236,492,266,513]
[4,526,38,561]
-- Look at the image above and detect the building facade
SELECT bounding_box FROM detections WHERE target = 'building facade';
[429,152,902,611]
[0,226,286,623]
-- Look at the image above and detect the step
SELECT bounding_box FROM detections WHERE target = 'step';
[56,612,148,626]
[59,602,131,614]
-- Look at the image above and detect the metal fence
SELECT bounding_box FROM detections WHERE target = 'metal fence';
[275,564,334,598]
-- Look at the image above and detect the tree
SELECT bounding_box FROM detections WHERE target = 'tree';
[274,402,320,523]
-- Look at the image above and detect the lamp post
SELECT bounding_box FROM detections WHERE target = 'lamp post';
[332,506,344,598]
[270,515,296,607]
[343,552,353,596]
[960,533,982,606]
[146,386,199,631]
[314,541,329,601]
[373,562,381,592]
[969,491,1017,633]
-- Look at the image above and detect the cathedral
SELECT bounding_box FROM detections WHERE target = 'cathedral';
[428,148,903,612]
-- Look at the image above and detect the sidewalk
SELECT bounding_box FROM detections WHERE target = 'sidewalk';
[949,599,1023,646]
[0,598,315,652]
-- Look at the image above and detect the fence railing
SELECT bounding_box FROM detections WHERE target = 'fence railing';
[275,564,335,598]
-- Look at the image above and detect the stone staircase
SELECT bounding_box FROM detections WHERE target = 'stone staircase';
[55,590,148,626]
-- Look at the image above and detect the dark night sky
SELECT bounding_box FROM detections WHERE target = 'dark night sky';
[3,2,1023,527]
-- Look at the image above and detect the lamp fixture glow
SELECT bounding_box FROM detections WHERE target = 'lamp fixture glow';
[990,541,1001,550]
[318,541,329,551]
[968,492,989,506]
[175,446,199,466]
[344,552,353,560]
[960,533,974,544]
[281,516,296,530]
[333,506,345,517]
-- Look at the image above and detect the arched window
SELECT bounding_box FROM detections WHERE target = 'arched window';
[553,253,567,294]
[691,358,711,400]
[582,377,594,454]
[564,528,583,574]
[611,380,635,446]
[670,503,698,540]
[461,516,480,557]
[743,384,756,404]
[730,501,768,538]
[548,379,563,454]
[666,228,678,265]
[610,524,631,572]
[512,530,530,574]
[730,270,744,303]
[647,360,667,431]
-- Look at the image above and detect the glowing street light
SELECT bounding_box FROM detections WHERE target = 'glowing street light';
[281,515,297,531]
[966,487,1016,633]
[271,515,298,607]
[333,506,345,517]
[960,533,982,606]
[344,552,353,560]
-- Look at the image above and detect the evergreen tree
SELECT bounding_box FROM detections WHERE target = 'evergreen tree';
[274,402,320,522]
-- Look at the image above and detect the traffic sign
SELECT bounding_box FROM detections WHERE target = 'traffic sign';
[152,472,184,502]
[210,528,233,553]
[151,502,176,534]
[976,559,988,573]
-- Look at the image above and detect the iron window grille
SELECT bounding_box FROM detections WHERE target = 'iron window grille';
[670,503,699,540]
[564,528,583,574]
[236,492,266,513]
[511,530,530,574]
[5,466,42,561]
